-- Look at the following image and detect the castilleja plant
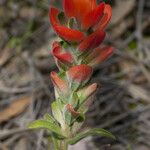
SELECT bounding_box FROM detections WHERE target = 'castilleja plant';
[29,0,115,149]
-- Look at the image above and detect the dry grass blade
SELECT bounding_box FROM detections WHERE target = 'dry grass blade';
[111,0,135,26]
[0,48,13,67]
[128,84,150,103]
[0,96,31,123]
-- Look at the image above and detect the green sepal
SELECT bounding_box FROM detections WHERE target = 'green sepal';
[68,18,76,29]
[60,40,70,49]
[70,82,80,91]
[57,60,68,71]
[28,120,66,138]
[58,70,66,79]
[58,12,66,25]
[76,113,85,122]
[70,92,80,108]
[68,128,116,145]
[65,109,85,126]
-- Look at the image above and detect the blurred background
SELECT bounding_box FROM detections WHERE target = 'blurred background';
[0,0,150,149]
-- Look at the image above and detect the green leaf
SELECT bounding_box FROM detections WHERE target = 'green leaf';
[28,120,65,138]
[44,114,57,124]
[51,101,66,130]
[51,136,60,150]
[68,128,115,145]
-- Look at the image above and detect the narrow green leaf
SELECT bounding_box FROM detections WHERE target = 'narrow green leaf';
[68,128,115,145]
[51,136,60,150]
[51,101,66,130]
[44,114,56,123]
[28,120,65,138]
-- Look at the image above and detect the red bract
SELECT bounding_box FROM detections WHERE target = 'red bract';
[49,0,112,46]
[66,104,80,117]
[52,41,74,65]
[64,0,97,24]
[79,83,98,98]
[67,64,93,84]
[78,83,98,105]
[63,0,112,31]
[87,46,114,66]
[49,8,85,43]
[79,30,105,52]
[50,71,68,94]
[81,2,105,30]
[94,4,112,31]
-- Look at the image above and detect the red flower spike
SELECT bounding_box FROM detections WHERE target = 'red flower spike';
[52,41,74,65]
[82,2,105,30]
[95,4,112,31]
[51,71,68,93]
[67,65,93,83]
[89,46,113,66]
[79,30,105,52]
[64,0,97,23]
[49,7,85,43]
[66,104,80,117]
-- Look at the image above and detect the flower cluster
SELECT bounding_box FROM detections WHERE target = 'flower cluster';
[29,1,114,149]
[50,0,113,128]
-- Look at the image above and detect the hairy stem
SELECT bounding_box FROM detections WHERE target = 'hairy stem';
[60,140,68,150]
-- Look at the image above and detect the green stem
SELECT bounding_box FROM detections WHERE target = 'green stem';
[52,137,69,150]
[60,140,68,150]
[52,136,59,150]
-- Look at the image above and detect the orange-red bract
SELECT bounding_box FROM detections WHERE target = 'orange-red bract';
[66,104,80,117]
[81,2,105,30]
[50,71,68,93]
[88,46,114,66]
[67,64,93,83]
[94,4,112,31]
[64,0,97,23]
[79,30,105,52]
[49,7,85,43]
[52,41,73,65]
